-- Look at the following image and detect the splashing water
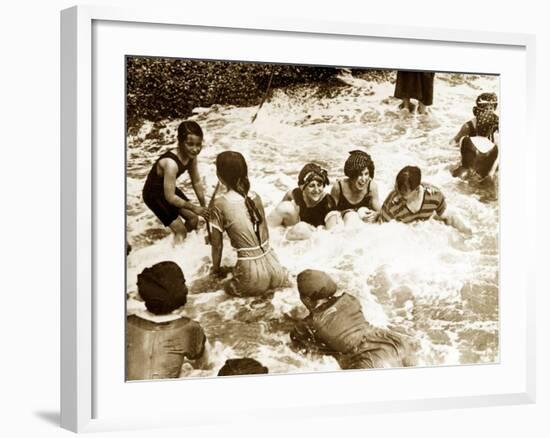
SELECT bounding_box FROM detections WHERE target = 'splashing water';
[126,72,499,376]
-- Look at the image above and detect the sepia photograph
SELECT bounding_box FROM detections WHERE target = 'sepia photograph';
[125,57,500,381]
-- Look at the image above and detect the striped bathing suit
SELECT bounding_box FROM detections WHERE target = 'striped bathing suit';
[379,183,446,224]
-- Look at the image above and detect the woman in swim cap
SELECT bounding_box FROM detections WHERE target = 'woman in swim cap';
[330,150,381,225]
[268,162,339,240]
[451,92,499,145]
[451,94,500,182]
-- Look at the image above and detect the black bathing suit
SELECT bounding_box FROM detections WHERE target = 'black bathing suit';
[291,188,336,227]
[336,180,373,213]
[142,151,191,226]
[460,137,498,179]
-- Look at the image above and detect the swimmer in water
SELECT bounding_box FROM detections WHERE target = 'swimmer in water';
[330,150,381,226]
[268,162,339,240]
[142,121,209,244]
[209,151,288,297]
[290,269,414,369]
[379,165,472,235]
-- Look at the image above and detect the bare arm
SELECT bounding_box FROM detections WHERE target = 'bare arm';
[439,208,471,235]
[368,180,381,212]
[210,227,224,274]
[451,122,471,145]
[281,190,294,203]
[188,158,207,207]
[330,182,341,205]
[160,159,197,210]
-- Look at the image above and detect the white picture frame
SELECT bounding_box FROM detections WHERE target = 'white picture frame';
[60,5,536,433]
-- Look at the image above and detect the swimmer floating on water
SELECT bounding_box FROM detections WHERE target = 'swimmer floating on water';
[379,165,471,235]
[142,121,209,244]
[268,162,339,240]
[330,150,381,225]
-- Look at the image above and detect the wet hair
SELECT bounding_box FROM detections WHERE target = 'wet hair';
[216,151,264,249]
[177,120,203,144]
[344,150,375,179]
[395,166,421,195]
[217,358,269,376]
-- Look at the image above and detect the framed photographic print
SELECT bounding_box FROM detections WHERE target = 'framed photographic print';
[61,5,536,433]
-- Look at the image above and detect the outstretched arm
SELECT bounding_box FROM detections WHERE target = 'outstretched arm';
[188,158,207,207]
[440,208,472,235]
[210,227,224,275]
[450,122,471,145]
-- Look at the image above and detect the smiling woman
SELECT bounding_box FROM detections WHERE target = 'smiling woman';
[331,150,381,225]
[267,162,340,239]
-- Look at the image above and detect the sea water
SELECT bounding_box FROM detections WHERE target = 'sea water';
[126,72,499,377]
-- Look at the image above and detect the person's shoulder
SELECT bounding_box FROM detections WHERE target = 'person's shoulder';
[211,193,229,211]
[383,189,401,206]
[423,183,444,198]
[324,192,336,208]
[185,318,205,332]
[157,150,180,167]
[288,187,301,202]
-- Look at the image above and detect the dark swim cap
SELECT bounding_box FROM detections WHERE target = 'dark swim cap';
[297,269,337,301]
[298,163,330,187]
[344,150,375,179]
[217,358,269,376]
[137,261,188,315]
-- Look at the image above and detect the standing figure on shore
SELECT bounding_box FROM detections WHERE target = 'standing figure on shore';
[379,165,471,234]
[394,70,435,114]
[142,120,209,244]
[268,162,340,240]
[330,150,381,225]
[209,151,288,297]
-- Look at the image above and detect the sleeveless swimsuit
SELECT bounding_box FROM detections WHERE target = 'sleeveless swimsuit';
[142,151,191,226]
[335,180,373,213]
[460,136,498,179]
[291,188,336,227]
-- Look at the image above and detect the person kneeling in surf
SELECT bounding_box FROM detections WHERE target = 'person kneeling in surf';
[142,120,209,244]
[450,92,499,183]
[451,110,499,183]
[379,165,471,234]
[330,150,381,225]
[268,163,340,240]
[209,151,288,297]
[290,269,414,370]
